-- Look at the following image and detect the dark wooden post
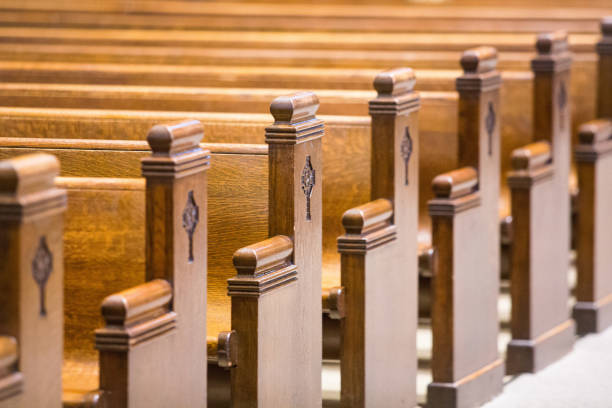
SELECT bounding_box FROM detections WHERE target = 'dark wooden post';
[265,92,323,407]
[335,67,419,407]
[96,120,210,407]
[427,167,504,408]
[456,46,502,282]
[573,120,612,334]
[597,17,612,118]
[228,236,299,407]
[0,153,66,407]
[505,32,575,374]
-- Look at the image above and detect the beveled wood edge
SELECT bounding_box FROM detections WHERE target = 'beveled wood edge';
[56,177,144,191]
[432,167,478,199]
[511,141,552,170]
[337,199,397,253]
[322,286,345,320]
[95,280,177,351]
[0,137,268,155]
[507,164,554,188]
[228,235,297,297]
[428,191,481,217]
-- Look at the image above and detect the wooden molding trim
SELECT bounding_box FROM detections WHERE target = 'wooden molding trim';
[456,47,501,93]
[532,31,572,72]
[322,286,345,320]
[95,279,177,352]
[337,198,397,253]
[141,120,211,179]
[265,92,324,144]
[575,119,612,162]
[369,67,420,115]
[0,153,66,222]
[228,235,297,297]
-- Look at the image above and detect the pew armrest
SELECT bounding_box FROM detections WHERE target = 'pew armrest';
[511,141,552,170]
[432,167,478,199]
[95,280,177,351]
[0,336,22,400]
[338,199,397,253]
[322,287,345,320]
[207,331,238,368]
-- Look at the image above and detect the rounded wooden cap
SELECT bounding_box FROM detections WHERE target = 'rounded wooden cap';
[536,30,569,55]
[146,119,204,155]
[0,153,59,195]
[602,16,612,36]
[373,67,416,97]
[460,46,498,74]
[270,91,319,124]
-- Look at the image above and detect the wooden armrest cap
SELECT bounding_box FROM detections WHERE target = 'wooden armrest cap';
[342,198,393,234]
[460,46,498,73]
[233,235,293,276]
[0,153,59,196]
[101,279,172,325]
[578,119,612,145]
[270,91,319,124]
[511,141,552,170]
[146,119,204,155]
[373,67,416,97]
[432,167,478,198]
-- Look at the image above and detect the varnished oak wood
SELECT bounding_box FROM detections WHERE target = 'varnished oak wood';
[506,31,575,375]
[0,153,67,408]
[427,46,504,408]
[573,120,612,334]
[0,1,605,33]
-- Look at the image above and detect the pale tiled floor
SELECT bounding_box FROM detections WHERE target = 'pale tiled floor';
[322,264,580,407]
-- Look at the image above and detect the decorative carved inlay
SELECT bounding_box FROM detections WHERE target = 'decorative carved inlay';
[558,81,567,130]
[32,236,52,317]
[485,102,496,156]
[401,128,413,186]
[301,156,316,221]
[182,190,199,263]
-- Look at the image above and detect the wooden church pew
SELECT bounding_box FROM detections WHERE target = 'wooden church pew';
[0,0,605,33]
[427,47,504,408]
[506,31,575,375]
[0,97,324,405]
[93,120,209,407]
[573,18,612,335]
[0,153,67,407]
[337,68,420,406]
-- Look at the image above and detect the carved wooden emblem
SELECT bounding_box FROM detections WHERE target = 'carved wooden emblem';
[182,190,199,263]
[401,128,413,186]
[301,156,315,221]
[558,81,567,130]
[32,236,52,317]
[485,102,496,156]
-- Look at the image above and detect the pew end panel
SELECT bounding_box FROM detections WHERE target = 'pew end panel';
[0,153,66,407]
[94,279,177,407]
[228,235,298,407]
[573,119,612,333]
[338,198,417,407]
[506,141,575,374]
[266,91,323,406]
[427,167,503,408]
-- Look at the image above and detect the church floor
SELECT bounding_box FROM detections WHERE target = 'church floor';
[322,263,612,407]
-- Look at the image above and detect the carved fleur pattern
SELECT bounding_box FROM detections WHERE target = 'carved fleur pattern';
[401,128,413,186]
[182,190,199,263]
[301,156,316,221]
[558,81,567,130]
[32,236,52,317]
[485,102,496,156]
